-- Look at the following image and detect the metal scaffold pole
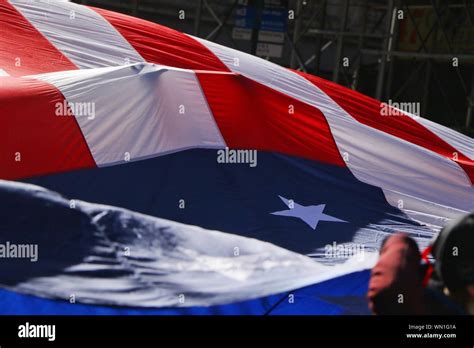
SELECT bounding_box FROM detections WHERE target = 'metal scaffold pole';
[332,0,349,83]
[375,0,394,100]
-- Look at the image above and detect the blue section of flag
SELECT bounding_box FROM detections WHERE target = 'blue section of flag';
[25,149,428,255]
[0,270,370,315]
[16,149,431,314]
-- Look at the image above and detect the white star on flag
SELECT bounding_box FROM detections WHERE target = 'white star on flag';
[271,195,348,230]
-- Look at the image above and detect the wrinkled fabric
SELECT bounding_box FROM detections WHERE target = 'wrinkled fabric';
[0,179,376,308]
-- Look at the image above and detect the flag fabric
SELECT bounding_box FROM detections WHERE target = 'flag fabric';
[0,0,473,314]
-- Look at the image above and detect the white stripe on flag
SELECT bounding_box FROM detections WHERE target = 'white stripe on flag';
[32,63,226,166]
[417,116,474,160]
[10,0,144,69]
[0,69,9,76]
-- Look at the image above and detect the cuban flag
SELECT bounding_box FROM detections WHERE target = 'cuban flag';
[0,0,473,315]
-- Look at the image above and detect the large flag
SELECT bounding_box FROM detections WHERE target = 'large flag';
[0,0,473,314]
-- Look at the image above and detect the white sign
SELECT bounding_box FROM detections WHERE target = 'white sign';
[256,43,283,58]
[232,27,252,41]
[258,30,285,43]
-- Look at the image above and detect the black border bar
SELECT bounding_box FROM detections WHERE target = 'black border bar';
[0,315,473,345]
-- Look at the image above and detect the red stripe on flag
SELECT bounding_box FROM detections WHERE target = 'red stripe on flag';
[0,1,77,76]
[0,77,96,180]
[197,72,346,167]
[297,71,474,184]
[92,7,230,72]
